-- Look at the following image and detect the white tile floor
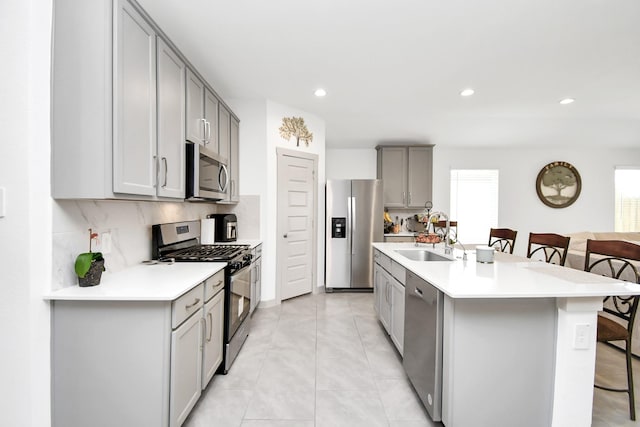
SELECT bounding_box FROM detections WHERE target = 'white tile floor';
[185,292,640,427]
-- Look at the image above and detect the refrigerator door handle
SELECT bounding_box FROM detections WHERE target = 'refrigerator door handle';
[347,196,353,256]
[351,197,356,255]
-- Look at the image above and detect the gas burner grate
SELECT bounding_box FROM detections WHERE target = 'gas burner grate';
[168,244,249,261]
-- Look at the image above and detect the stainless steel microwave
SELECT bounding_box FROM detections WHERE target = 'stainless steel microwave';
[185,142,229,201]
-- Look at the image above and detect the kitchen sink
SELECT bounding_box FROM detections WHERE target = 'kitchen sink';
[395,250,453,262]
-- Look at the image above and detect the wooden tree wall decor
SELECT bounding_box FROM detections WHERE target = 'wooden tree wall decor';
[279,116,313,147]
[535,161,582,208]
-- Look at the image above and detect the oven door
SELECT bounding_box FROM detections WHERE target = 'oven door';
[228,263,251,339]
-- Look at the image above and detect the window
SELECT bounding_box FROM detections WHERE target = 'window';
[615,167,640,232]
[450,169,499,245]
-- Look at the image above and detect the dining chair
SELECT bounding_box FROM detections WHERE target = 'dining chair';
[526,233,571,266]
[488,228,517,254]
[584,239,640,420]
[435,220,457,243]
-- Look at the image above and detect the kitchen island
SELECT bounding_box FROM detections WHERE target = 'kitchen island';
[372,242,640,427]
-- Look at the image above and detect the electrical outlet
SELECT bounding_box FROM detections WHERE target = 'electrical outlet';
[574,323,591,350]
[101,232,112,254]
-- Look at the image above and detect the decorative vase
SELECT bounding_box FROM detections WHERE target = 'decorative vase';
[78,259,105,287]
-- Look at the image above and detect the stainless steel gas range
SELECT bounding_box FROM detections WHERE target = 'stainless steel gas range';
[152,220,252,374]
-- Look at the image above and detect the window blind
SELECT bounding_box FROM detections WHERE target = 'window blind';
[615,168,640,232]
[450,169,499,245]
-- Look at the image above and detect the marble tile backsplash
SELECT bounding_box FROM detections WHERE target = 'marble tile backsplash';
[52,195,261,290]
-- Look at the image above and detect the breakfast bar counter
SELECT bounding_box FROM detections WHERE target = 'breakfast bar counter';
[373,242,640,427]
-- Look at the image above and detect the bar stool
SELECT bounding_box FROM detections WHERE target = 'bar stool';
[488,228,517,254]
[434,220,457,243]
[526,233,571,266]
[584,239,640,420]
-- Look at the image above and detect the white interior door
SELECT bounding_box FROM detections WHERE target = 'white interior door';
[277,150,317,301]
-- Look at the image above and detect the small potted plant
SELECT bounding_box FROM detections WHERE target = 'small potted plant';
[75,228,106,287]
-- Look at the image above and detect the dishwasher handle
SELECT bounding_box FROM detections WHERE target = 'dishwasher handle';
[413,285,436,305]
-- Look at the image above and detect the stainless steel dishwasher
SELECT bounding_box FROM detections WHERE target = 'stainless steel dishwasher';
[403,271,444,422]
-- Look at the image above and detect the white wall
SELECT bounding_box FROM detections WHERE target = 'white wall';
[0,0,52,425]
[230,99,326,302]
[432,146,640,255]
[326,148,377,179]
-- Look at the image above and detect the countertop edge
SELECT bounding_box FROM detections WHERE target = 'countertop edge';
[372,242,640,299]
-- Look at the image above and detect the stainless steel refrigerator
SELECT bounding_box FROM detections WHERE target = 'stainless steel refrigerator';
[325,179,383,290]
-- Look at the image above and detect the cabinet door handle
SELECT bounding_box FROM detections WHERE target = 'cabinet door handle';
[402,191,406,204]
[185,298,200,310]
[414,287,423,298]
[200,317,206,350]
[153,155,157,188]
[205,120,211,143]
[207,312,213,342]
[162,157,168,188]
[200,118,207,142]
[408,192,412,205]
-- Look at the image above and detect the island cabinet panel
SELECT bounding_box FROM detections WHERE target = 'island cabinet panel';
[441,296,556,427]
[373,250,405,355]
[389,275,404,355]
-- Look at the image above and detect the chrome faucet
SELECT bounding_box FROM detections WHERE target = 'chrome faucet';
[427,211,453,255]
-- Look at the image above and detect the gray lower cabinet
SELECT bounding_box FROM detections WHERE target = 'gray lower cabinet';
[202,290,224,388]
[376,145,434,208]
[373,249,405,355]
[52,278,224,427]
[250,245,262,314]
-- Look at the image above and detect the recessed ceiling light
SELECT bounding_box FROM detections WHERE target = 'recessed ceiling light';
[460,88,475,97]
[559,98,575,105]
[314,88,327,97]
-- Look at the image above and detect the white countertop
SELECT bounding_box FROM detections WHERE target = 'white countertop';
[44,262,226,301]
[373,242,640,299]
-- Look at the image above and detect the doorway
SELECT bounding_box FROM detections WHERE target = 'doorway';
[276,148,318,301]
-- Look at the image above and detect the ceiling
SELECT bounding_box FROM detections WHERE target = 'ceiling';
[138,0,640,149]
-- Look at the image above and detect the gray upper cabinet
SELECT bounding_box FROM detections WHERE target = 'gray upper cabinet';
[204,90,219,152]
[51,0,239,201]
[113,1,157,196]
[218,106,230,162]
[377,145,434,208]
[185,71,206,146]
[157,39,186,199]
[217,108,240,204]
[377,147,407,207]
[186,70,219,151]
[229,117,240,203]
